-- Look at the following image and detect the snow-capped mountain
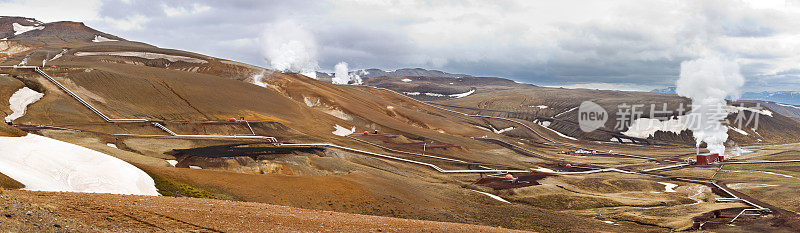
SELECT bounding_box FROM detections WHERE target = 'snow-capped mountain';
[652,86,800,105]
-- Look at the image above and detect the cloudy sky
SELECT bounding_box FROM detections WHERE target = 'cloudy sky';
[2,0,799,92]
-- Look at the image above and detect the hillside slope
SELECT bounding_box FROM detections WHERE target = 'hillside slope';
[0,189,528,232]
[2,16,797,232]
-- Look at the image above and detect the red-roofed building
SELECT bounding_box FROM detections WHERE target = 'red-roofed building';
[696,153,723,165]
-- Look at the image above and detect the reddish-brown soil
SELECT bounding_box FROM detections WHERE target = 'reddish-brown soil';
[0,189,529,232]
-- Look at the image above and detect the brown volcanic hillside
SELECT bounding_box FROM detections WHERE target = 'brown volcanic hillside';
[0,16,42,39]
[0,19,633,232]
[364,75,800,146]
[3,17,800,232]
[1,16,124,45]
[745,100,800,122]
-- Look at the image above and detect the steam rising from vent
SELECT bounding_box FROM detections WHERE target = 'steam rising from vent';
[251,70,267,87]
[333,62,349,84]
[260,20,319,79]
[676,56,745,155]
[332,62,363,85]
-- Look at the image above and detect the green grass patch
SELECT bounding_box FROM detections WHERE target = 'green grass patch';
[148,173,240,201]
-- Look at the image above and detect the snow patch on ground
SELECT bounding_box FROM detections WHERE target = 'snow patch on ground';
[657,182,678,192]
[728,126,749,135]
[106,143,118,149]
[531,105,548,109]
[166,160,178,167]
[478,125,515,134]
[494,127,515,134]
[495,127,515,134]
[449,89,475,98]
[470,190,511,204]
[12,23,43,35]
[403,90,474,98]
[0,134,159,195]
[49,49,67,61]
[600,220,618,225]
[536,120,551,127]
[775,103,800,110]
[332,125,355,136]
[18,56,28,66]
[189,165,202,169]
[537,121,577,140]
[74,51,207,63]
[726,105,773,117]
[554,107,578,118]
[533,167,556,173]
[401,78,412,82]
[622,116,688,138]
[614,138,633,143]
[92,35,118,42]
[4,87,44,122]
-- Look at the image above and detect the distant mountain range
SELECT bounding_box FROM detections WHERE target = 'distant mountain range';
[316,68,472,80]
[651,86,800,105]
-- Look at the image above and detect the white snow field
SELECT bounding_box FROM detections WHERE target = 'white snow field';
[657,182,678,192]
[332,124,355,136]
[449,89,475,98]
[4,87,44,122]
[0,134,159,196]
[92,35,118,42]
[726,105,773,117]
[536,120,578,140]
[402,90,475,98]
[166,159,179,167]
[470,190,511,204]
[12,23,43,35]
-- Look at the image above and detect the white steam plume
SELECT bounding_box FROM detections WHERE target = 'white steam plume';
[260,20,319,79]
[333,62,350,84]
[251,69,267,87]
[332,62,363,85]
[676,56,744,155]
[351,72,363,85]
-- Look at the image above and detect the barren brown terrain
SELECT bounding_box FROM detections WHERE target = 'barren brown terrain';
[0,189,528,232]
[2,15,800,232]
